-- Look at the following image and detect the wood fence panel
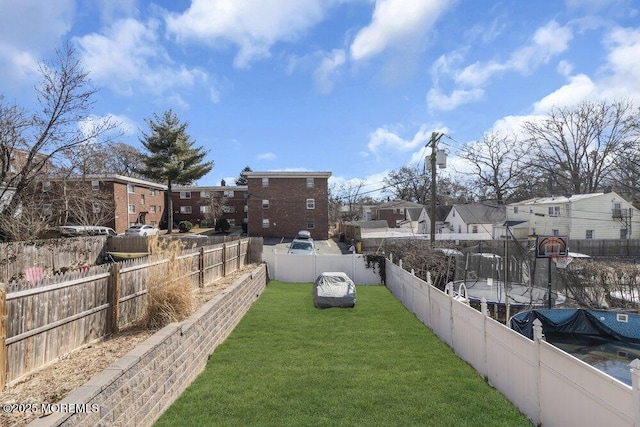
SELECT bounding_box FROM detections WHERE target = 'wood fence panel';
[203,246,224,284]
[1,238,251,386]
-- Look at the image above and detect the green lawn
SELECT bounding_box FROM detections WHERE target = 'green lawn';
[156,282,531,426]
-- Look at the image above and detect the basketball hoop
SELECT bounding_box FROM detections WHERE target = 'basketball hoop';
[551,255,573,269]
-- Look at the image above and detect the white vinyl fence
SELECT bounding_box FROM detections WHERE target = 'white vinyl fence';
[262,252,382,285]
[385,257,640,427]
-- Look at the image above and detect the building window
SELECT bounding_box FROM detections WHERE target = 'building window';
[42,181,51,192]
[91,180,100,191]
[262,199,269,209]
[200,191,211,198]
[548,206,560,216]
[531,228,536,235]
[306,177,314,188]
[140,195,145,205]
[222,206,236,213]
[180,206,192,214]
[552,229,559,236]
[586,230,594,239]
[472,225,478,233]
[127,184,135,193]
[200,206,210,213]
[621,229,628,239]
[529,207,533,213]
[128,204,136,214]
[244,205,248,212]
[180,191,191,199]
[150,189,156,196]
[149,205,157,213]
[306,199,315,209]
[307,218,315,229]
[458,225,461,233]
[228,219,236,227]
[92,203,101,214]
[9,164,16,173]
[43,204,52,216]
[513,207,518,214]
[262,177,269,188]
[262,219,269,228]
[224,190,234,198]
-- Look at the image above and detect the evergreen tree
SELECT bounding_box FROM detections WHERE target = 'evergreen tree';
[139,110,213,234]
[235,166,252,185]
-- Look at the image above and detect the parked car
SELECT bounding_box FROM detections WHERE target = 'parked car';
[59,225,117,237]
[296,230,313,240]
[125,224,159,236]
[288,239,316,255]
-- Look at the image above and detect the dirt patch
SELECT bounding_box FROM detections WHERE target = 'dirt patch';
[0,265,258,427]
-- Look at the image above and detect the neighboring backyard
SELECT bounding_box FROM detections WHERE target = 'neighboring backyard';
[156,282,532,426]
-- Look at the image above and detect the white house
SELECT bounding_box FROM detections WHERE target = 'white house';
[443,204,505,237]
[502,191,640,240]
[417,205,453,235]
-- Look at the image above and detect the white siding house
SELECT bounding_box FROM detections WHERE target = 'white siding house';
[504,192,640,239]
[443,204,505,237]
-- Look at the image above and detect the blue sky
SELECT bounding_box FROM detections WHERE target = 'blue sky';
[1,0,639,195]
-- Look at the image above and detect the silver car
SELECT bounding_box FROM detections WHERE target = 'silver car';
[288,239,316,255]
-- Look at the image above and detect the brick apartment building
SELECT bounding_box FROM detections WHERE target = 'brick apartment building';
[244,171,331,239]
[172,184,248,228]
[44,174,167,234]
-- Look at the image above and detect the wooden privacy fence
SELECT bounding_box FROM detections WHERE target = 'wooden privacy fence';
[0,237,107,283]
[0,238,251,388]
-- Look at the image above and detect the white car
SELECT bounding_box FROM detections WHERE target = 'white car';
[125,224,159,236]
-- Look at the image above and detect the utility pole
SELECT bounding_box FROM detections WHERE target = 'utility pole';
[429,132,444,247]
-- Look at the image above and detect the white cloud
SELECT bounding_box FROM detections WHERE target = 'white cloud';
[426,87,484,111]
[313,49,346,94]
[75,18,208,98]
[533,74,596,113]
[165,0,330,68]
[0,0,75,85]
[367,124,431,159]
[257,152,277,161]
[598,26,640,100]
[508,21,573,73]
[428,20,573,112]
[350,0,453,61]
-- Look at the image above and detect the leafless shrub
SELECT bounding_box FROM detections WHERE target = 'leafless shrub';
[559,260,640,309]
[383,239,455,289]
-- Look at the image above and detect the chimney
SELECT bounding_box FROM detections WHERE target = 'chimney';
[221,179,226,186]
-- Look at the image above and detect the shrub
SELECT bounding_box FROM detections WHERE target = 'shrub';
[215,218,230,232]
[144,237,194,328]
[178,221,193,233]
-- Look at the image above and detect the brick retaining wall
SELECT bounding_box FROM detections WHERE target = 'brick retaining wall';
[28,263,268,427]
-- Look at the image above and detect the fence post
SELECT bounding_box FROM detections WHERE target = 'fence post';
[222,243,227,277]
[534,318,544,427]
[108,263,121,334]
[199,247,205,288]
[631,359,640,426]
[0,284,5,389]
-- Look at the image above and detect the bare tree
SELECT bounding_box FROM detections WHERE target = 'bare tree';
[0,43,119,231]
[523,100,640,195]
[383,165,430,204]
[200,192,227,227]
[337,179,366,221]
[457,132,530,204]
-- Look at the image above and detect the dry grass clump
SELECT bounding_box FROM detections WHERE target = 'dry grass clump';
[144,237,195,329]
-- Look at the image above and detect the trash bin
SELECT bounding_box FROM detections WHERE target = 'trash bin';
[339,232,345,242]
[356,242,362,253]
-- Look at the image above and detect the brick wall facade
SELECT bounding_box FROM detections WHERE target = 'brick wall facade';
[29,264,267,427]
[245,172,331,240]
[171,186,248,228]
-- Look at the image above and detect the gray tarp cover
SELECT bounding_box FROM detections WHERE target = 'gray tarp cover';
[313,272,356,308]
